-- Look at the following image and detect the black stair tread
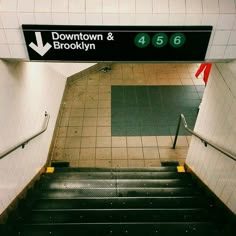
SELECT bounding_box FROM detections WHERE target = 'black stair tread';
[53,167,178,173]
[3,167,233,236]
[42,171,191,180]
[20,208,211,223]
[32,197,213,209]
[38,178,194,189]
[7,222,224,236]
[35,187,199,198]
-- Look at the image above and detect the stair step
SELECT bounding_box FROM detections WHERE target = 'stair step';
[35,187,199,198]
[38,179,194,190]
[22,208,211,223]
[53,167,178,173]
[7,222,223,236]
[32,196,212,210]
[42,172,190,180]
[3,167,232,236]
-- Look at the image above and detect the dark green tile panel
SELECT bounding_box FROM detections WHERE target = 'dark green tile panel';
[111,85,204,136]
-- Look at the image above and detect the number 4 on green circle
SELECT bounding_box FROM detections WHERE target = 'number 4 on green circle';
[134,33,150,48]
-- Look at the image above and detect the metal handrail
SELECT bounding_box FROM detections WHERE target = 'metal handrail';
[0,112,50,159]
[173,113,236,162]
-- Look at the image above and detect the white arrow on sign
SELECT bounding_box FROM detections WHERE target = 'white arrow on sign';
[29,32,52,56]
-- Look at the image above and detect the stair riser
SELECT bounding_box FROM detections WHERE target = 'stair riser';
[9,223,222,236]
[54,167,178,173]
[32,197,212,210]
[35,188,199,198]
[42,172,191,180]
[22,209,210,223]
[38,179,194,189]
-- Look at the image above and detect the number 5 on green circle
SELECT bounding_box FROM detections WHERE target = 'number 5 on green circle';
[170,33,186,48]
[152,33,168,48]
[134,33,150,48]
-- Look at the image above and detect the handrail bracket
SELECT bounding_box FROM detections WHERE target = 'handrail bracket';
[173,113,236,162]
[0,112,50,159]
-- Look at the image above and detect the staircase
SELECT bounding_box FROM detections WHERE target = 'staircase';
[1,167,234,236]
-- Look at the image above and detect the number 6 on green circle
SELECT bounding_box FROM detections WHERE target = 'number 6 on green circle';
[152,33,168,48]
[134,33,150,48]
[170,33,186,48]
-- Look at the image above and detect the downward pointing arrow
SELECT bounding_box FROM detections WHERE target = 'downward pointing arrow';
[29,32,52,56]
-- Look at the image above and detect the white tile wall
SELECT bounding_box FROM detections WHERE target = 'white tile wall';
[34,13,52,24]
[202,14,219,27]
[186,0,202,13]
[219,0,236,13]
[234,19,236,30]
[48,62,96,77]
[34,0,51,13]
[102,0,119,13]
[0,29,7,43]
[69,13,86,25]
[217,14,236,30]
[153,0,169,13]
[209,46,226,59]
[186,61,236,214]
[228,31,236,44]
[224,46,236,58]
[69,0,85,13]
[52,0,68,13]
[185,14,202,25]
[119,13,136,25]
[212,31,231,45]
[52,13,69,24]
[135,14,154,25]
[9,44,27,58]
[136,0,152,14]
[0,13,19,28]
[0,0,235,60]
[0,44,10,57]
[119,0,135,14]
[0,0,18,12]
[152,14,169,25]
[169,14,185,25]
[227,188,236,212]
[0,16,2,28]
[202,0,219,13]
[102,14,119,25]
[17,0,34,12]
[86,13,103,25]
[0,60,67,215]
[86,0,102,13]
[5,29,24,44]
[17,13,36,25]
[169,0,185,13]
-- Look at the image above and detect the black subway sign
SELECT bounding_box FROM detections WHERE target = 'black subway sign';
[22,25,212,62]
